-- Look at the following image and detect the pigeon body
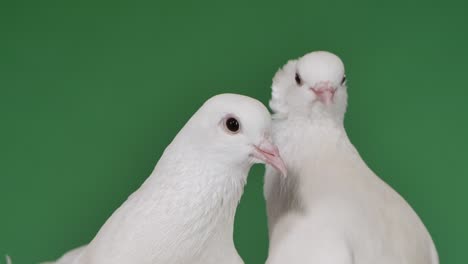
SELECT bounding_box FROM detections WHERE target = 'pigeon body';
[45,93,286,264]
[264,51,438,264]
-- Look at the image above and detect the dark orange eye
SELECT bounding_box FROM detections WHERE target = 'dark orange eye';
[295,73,302,85]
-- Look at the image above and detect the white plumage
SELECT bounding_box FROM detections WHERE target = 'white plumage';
[43,93,286,264]
[264,51,438,264]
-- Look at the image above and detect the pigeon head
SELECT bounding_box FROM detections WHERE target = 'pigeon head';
[270,51,348,122]
[181,94,287,177]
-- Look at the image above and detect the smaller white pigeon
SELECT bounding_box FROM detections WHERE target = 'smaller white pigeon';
[43,93,286,264]
[264,51,438,264]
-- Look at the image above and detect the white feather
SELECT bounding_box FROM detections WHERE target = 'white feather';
[44,94,274,264]
[265,51,438,264]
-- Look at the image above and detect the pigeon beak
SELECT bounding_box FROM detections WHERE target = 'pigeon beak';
[311,84,336,105]
[252,139,287,177]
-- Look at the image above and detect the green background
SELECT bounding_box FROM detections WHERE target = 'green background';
[1,0,467,263]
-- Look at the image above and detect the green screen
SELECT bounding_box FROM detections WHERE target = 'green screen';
[1,0,466,263]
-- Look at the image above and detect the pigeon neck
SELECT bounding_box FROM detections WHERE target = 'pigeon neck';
[140,150,249,251]
[273,115,364,205]
[273,115,355,181]
[276,105,345,127]
[82,151,248,263]
[276,112,345,131]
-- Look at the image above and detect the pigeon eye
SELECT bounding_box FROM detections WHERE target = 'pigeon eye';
[341,75,347,85]
[295,73,302,85]
[225,117,240,133]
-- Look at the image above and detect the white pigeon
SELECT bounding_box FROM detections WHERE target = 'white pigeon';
[43,93,287,264]
[264,51,438,264]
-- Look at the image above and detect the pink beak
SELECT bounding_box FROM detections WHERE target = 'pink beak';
[252,139,287,177]
[311,85,336,105]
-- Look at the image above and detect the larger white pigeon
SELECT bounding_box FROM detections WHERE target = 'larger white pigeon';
[264,51,438,264]
[43,93,286,264]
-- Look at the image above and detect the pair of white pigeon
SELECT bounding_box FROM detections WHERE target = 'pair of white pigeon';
[39,51,438,264]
